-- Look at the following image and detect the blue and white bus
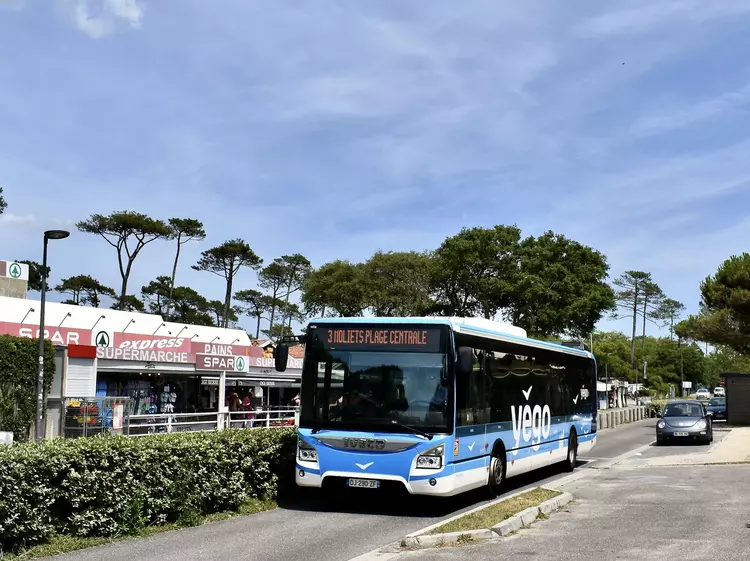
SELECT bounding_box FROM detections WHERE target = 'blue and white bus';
[273,317,597,497]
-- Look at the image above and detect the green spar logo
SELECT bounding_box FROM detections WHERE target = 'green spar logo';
[8,262,22,279]
[235,356,245,371]
[96,331,110,347]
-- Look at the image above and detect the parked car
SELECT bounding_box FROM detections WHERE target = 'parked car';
[695,388,711,400]
[706,397,726,420]
[713,387,725,397]
[656,400,713,445]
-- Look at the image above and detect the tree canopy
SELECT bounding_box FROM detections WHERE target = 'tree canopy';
[0,186,6,215]
[56,275,116,307]
[17,260,50,293]
[192,239,262,328]
[76,211,171,309]
[302,260,368,317]
[511,231,615,337]
[678,253,750,353]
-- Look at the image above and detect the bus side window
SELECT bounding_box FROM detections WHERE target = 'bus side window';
[456,347,485,426]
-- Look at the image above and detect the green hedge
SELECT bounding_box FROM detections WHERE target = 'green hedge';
[0,335,56,441]
[0,428,296,554]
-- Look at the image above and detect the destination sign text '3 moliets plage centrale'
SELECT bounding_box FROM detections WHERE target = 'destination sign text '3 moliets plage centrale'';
[319,327,441,351]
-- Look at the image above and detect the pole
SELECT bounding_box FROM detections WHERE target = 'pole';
[35,237,49,441]
[605,362,609,409]
[680,350,684,397]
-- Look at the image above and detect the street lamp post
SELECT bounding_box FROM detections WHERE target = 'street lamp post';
[35,229,70,441]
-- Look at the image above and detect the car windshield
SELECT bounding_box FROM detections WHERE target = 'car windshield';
[709,398,726,406]
[664,403,703,417]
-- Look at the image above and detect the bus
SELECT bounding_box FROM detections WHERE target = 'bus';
[273,316,598,497]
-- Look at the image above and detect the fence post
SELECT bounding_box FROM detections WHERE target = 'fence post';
[167,415,172,433]
[266,411,271,428]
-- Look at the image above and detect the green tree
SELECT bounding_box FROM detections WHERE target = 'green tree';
[141,276,174,316]
[0,186,6,215]
[171,288,215,326]
[76,211,171,309]
[431,225,522,319]
[703,345,750,389]
[192,239,263,328]
[115,295,146,312]
[278,254,313,329]
[55,275,116,307]
[363,250,434,317]
[511,231,615,337]
[592,331,634,382]
[166,218,206,314]
[678,253,750,353]
[656,298,686,340]
[611,271,653,369]
[275,300,304,338]
[301,260,367,317]
[16,260,50,293]
[639,281,665,354]
[262,322,295,341]
[207,299,240,328]
[258,260,288,335]
[235,289,272,339]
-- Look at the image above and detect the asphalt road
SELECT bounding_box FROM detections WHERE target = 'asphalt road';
[389,460,750,560]
[47,420,655,561]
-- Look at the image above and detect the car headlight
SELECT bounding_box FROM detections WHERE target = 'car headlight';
[657,421,665,429]
[416,443,444,469]
[697,419,707,429]
[298,438,318,462]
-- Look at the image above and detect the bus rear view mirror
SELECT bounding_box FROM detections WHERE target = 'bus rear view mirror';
[456,346,474,376]
[274,344,289,372]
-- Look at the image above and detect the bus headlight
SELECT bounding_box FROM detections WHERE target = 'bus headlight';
[298,438,318,462]
[416,444,444,469]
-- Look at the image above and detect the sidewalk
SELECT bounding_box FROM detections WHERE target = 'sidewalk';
[621,427,750,467]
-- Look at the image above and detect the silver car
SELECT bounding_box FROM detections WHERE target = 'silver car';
[656,400,713,445]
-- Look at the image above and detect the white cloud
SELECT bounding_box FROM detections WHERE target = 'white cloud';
[62,0,144,39]
[576,0,750,37]
[629,84,750,137]
[0,212,36,226]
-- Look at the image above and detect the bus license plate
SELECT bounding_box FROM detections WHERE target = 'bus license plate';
[348,478,379,489]
[674,432,689,436]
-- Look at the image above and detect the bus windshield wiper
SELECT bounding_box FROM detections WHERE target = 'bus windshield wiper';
[391,420,433,440]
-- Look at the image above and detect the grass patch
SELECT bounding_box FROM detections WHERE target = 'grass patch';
[2,498,276,560]
[429,488,561,535]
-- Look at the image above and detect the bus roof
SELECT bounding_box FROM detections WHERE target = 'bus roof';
[308,316,593,359]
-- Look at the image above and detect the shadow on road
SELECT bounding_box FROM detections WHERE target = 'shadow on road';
[277,461,580,518]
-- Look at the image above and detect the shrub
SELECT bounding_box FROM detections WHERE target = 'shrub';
[0,335,56,441]
[0,427,296,553]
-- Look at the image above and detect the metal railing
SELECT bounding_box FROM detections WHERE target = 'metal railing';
[63,398,299,438]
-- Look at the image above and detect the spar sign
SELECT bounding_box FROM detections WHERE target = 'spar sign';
[0,321,89,346]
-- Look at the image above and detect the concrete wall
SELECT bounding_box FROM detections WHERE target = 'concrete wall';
[598,406,647,431]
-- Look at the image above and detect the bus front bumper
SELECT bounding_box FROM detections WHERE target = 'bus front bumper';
[295,464,483,497]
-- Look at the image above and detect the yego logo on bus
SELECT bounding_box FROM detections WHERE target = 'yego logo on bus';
[511,385,551,451]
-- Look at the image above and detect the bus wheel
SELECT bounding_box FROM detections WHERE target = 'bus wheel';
[565,431,578,472]
[487,453,505,497]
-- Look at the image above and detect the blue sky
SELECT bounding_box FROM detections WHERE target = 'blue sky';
[2,0,750,338]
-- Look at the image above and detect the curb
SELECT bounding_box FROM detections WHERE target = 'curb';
[399,489,574,549]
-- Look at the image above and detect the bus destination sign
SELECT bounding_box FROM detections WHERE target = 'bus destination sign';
[318,327,442,352]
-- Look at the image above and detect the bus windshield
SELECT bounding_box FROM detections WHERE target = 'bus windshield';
[301,349,451,432]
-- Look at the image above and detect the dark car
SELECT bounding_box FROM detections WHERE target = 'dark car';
[656,400,713,445]
[706,397,726,421]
